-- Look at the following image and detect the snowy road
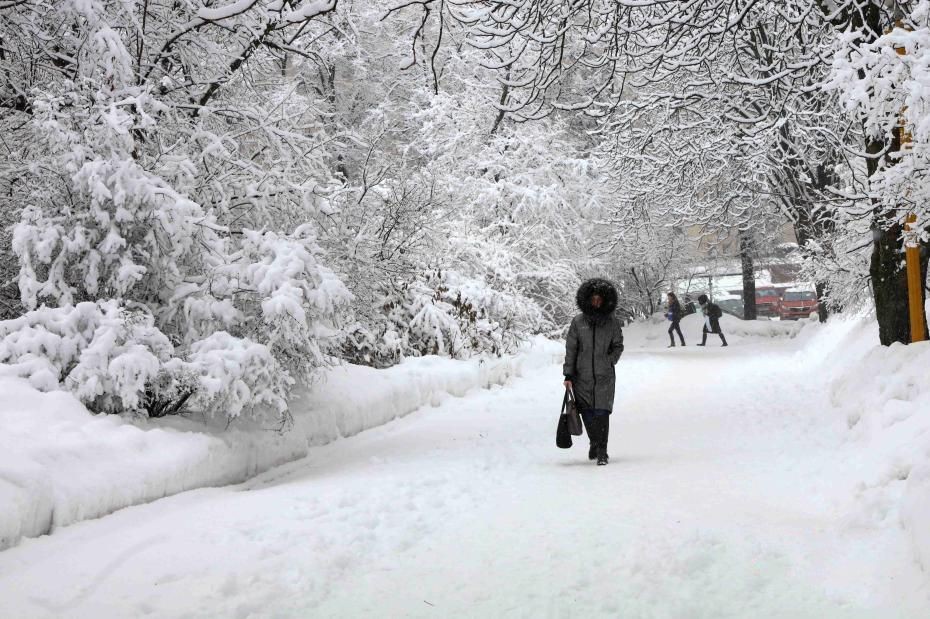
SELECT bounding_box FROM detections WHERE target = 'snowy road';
[1,337,928,618]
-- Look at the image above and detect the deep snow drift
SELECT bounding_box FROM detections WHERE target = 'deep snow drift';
[1,313,929,618]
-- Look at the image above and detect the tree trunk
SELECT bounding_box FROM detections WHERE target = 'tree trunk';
[739,231,757,321]
[859,5,921,345]
[868,119,929,343]
[871,222,911,345]
[817,1,913,341]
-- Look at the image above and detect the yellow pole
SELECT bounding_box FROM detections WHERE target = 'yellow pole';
[894,31,927,343]
[905,213,926,342]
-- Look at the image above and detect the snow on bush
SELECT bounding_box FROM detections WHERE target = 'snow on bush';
[0,302,293,422]
[0,0,356,422]
[182,332,286,422]
[0,302,171,410]
[3,63,350,421]
[343,268,548,365]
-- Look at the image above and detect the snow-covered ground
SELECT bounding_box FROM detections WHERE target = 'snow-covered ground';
[0,345,546,550]
[1,314,929,617]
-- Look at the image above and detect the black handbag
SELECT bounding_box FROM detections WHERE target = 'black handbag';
[557,389,582,449]
[565,389,583,436]
[556,411,573,448]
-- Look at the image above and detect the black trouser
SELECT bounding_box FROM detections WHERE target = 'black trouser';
[581,410,610,453]
[668,320,685,345]
[701,318,728,345]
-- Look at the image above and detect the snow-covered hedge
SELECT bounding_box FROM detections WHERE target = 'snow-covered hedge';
[340,268,548,366]
[0,302,293,423]
[0,337,560,550]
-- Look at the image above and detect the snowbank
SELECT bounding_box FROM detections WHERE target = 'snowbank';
[795,312,930,572]
[0,337,561,550]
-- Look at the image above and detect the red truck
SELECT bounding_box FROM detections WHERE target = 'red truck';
[779,290,819,320]
[754,287,781,318]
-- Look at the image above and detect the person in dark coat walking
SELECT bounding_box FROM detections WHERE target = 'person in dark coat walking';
[665,292,686,347]
[697,294,728,347]
[563,278,625,465]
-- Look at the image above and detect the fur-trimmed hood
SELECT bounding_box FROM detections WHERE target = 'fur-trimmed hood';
[576,278,619,321]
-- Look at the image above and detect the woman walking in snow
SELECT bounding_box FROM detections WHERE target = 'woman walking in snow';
[666,292,686,347]
[697,294,728,347]
[563,278,625,465]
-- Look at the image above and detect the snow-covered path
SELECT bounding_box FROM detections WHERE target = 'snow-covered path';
[1,337,928,618]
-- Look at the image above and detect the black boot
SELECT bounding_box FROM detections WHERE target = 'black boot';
[596,416,609,465]
[588,444,597,460]
[720,333,728,347]
[698,330,707,346]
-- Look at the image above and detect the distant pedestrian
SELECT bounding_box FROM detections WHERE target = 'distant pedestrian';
[563,278,624,466]
[697,294,728,347]
[665,292,686,347]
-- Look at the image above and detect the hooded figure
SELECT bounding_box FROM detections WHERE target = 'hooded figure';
[563,278,624,465]
[697,294,728,347]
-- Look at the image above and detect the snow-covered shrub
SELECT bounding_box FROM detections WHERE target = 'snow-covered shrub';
[0,1,353,423]
[0,302,295,422]
[0,301,173,413]
[798,225,872,314]
[165,226,353,389]
[404,275,468,357]
[180,332,287,423]
[7,87,350,422]
[337,322,407,369]
[377,269,547,359]
[14,85,208,309]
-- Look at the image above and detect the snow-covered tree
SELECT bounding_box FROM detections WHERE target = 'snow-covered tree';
[1,0,619,425]
[826,0,930,342]
[0,0,353,423]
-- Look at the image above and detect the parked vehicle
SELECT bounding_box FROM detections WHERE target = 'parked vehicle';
[755,287,781,318]
[778,290,818,320]
[716,298,745,319]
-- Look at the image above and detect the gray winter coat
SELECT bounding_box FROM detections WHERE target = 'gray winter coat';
[562,279,624,413]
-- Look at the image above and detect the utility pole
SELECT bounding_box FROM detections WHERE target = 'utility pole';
[904,212,926,342]
[895,29,928,343]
